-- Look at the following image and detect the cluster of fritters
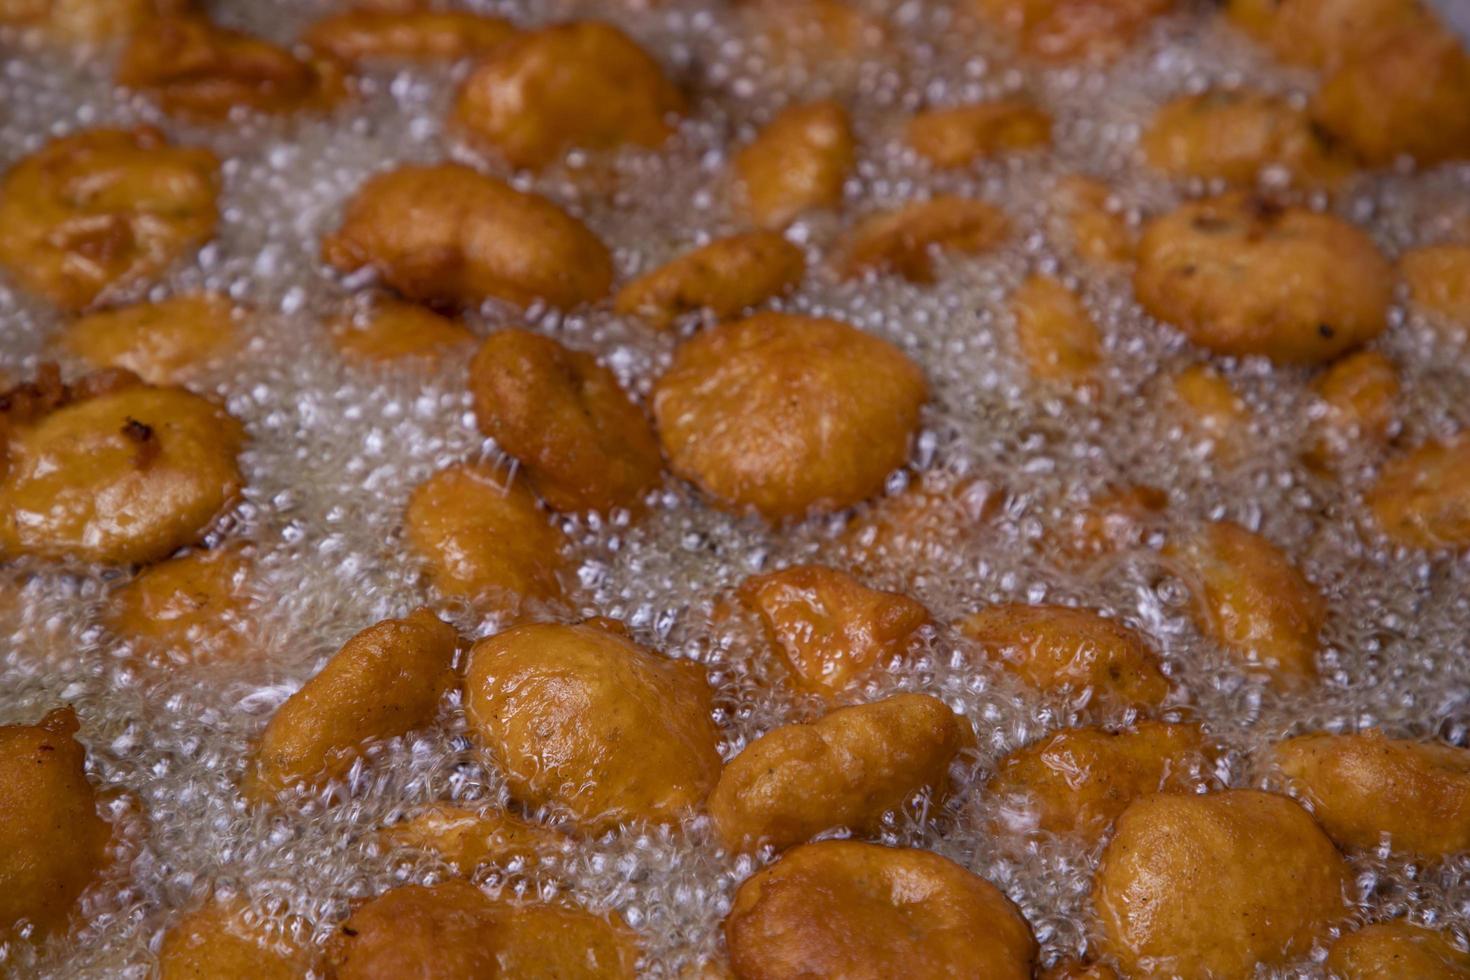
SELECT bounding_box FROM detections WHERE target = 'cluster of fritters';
[2,0,1470,977]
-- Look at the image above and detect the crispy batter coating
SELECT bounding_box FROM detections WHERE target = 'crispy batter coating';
[463,622,721,830]
[1327,920,1470,979]
[117,15,346,120]
[958,603,1170,711]
[159,897,315,980]
[1304,350,1399,469]
[1010,274,1103,386]
[1224,0,1427,69]
[1094,790,1349,978]
[0,0,190,42]
[733,101,855,230]
[1402,244,1470,324]
[1166,521,1326,687]
[1051,175,1134,265]
[1168,363,1251,462]
[321,163,612,311]
[614,231,806,331]
[0,707,110,943]
[989,722,1215,843]
[0,378,246,565]
[653,313,927,520]
[0,128,219,312]
[907,101,1052,168]
[1272,730,1470,855]
[304,8,516,63]
[737,564,929,698]
[1141,90,1353,187]
[327,882,640,980]
[838,196,1010,283]
[327,295,474,364]
[468,330,662,514]
[1310,25,1470,167]
[378,803,566,873]
[1135,193,1392,364]
[1367,438,1470,549]
[971,0,1175,64]
[725,840,1037,980]
[242,610,457,803]
[453,21,684,170]
[404,462,568,613]
[60,293,240,384]
[709,693,970,851]
[105,544,253,660]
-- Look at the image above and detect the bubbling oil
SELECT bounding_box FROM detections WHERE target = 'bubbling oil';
[2,0,1470,976]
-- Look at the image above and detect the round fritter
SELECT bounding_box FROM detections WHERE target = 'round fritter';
[708,693,971,851]
[1367,437,1470,549]
[1272,730,1470,856]
[158,898,315,980]
[59,292,240,385]
[652,313,928,520]
[104,544,254,660]
[0,707,111,942]
[1304,350,1399,469]
[463,622,722,830]
[1327,920,1470,980]
[242,610,458,803]
[403,461,569,613]
[453,21,684,170]
[733,101,856,230]
[725,840,1037,980]
[468,329,662,514]
[0,127,219,312]
[1224,0,1427,69]
[1009,274,1103,387]
[0,377,245,566]
[1401,244,1470,325]
[1134,193,1392,364]
[327,295,474,364]
[614,230,806,331]
[322,163,612,311]
[1094,790,1348,977]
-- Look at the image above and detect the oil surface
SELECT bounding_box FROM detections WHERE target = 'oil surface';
[2,1,1470,976]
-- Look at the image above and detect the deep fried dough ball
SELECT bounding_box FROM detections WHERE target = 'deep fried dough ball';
[468,330,662,514]
[1272,730,1470,855]
[0,707,110,942]
[614,231,806,331]
[1327,920,1470,979]
[1135,194,1392,364]
[321,163,612,311]
[907,101,1052,168]
[838,196,1010,283]
[463,622,721,830]
[709,693,970,851]
[1224,0,1426,69]
[59,293,240,384]
[1093,790,1349,978]
[725,840,1037,979]
[1141,90,1352,187]
[1305,350,1399,468]
[1166,521,1326,687]
[0,0,190,42]
[653,313,927,520]
[1010,274,1102,386]
[0,128,219,312]
[0,379,246,565]
[1367,438,1470,549]
[117,16,345,120]
[453,21,684,170]
[971,0,1175,64]
[1402,244,1470,324]
[403,462,569,613]
[105,544,253,660]
[327,295,474,364]
[304,8,515,63]
[989,722,1215,843]
[1168,363,1251,462]
[328,882,639,980]
[379,803,566,873]
[737,564,929,698]
[733,101,856,230]
[1051,175,1134,265]
[159,898,315,980]
[242,610,457,803]
[1310,25,1470,167]
[958,604,1170,711]
[841,475,999,573]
